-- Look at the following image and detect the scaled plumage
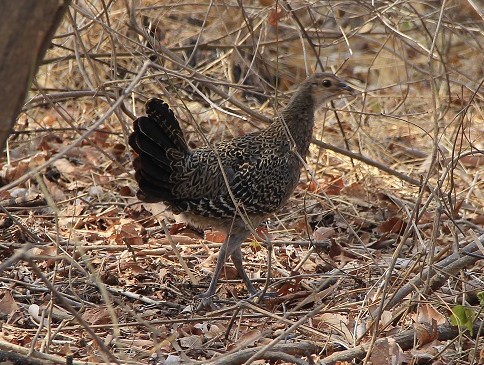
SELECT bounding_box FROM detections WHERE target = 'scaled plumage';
[129,73,354,308]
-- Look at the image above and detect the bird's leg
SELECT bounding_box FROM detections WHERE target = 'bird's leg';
[230,246,257,296]
[196,229,249,309]
[233,236,277,302]
[198,235,230,301]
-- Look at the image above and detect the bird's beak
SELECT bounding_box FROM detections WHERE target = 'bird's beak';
[339,82,355,95]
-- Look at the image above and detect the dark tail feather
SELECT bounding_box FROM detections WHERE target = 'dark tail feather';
[129,98,188,155]
[145,98,188,152]
[128,98,189,203]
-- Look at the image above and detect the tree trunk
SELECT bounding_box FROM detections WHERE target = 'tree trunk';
[0,0,70,152]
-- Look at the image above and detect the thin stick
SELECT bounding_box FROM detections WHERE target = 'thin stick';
[159,219,199,285]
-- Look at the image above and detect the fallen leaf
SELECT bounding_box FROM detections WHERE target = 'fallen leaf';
[0,291,19,316]
[313,226,336,241]
[82,306,113,325]
[314,313,354,344]
[306,179,319,192]
[276,273,302,296]
[377,217,407,235]
[460,155,484,167]
[268,6,285,26]
[229,329,262,351]
[178,334,202,349]
[109,219,145,245]
[414,322,438,345]
[322,177,345,196]
[328,241,358,263]
[205,230,226,243]
[412,303,446,326]
[370,337,407,365]
[42,175,66,201]
[169,222,187,235]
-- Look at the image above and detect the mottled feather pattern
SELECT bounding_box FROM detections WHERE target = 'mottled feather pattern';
[131,112,294,217]
[165,130,300,217]
[129,75,353,219]
[128,73,354,305]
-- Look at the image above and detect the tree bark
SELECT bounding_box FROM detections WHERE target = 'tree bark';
[0,0,70,152]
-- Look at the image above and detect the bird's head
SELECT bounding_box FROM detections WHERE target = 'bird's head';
[306,72,355,107]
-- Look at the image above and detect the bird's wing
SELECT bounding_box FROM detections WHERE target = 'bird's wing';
[169,134,300,217]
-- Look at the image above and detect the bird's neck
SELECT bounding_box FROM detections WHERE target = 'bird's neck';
[274,84,315,157]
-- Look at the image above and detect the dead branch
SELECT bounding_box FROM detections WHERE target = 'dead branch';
[204,341,318,365]
[384,236,484,310]
[318,322,484,365]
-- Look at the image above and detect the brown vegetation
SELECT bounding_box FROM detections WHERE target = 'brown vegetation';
[0,1,483,364]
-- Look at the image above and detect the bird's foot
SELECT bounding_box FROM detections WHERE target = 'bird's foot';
[247,289,277,303]
[194,285,277,311]
[194,292,219,311]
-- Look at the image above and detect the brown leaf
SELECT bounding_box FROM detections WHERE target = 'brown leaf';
[220,265,238,280]
[178,334,203,349]
[413,303,446,326]
[314,313,354,343]
[341,181,368,199]
[169,222,187,235]
[42,175,66,201]
[322,177,345,196]
[460,155,484,167]
[268,7,285,26]
[82,306,112,325]
[2,160,29,182]
[306,179,319,193]
[119,262,146,274]
[370,338,407,365]
[276,273,302,296]
[470,214,484,226]
[53,158,78,176]
[205,230,226,243]
[82,146,102,166]
[92,127,110,147]
[118,185,135,197]
[111,143,126,161]
[59,202,85,227]
[92,174,111,185]
[292,218,310,234]
[109,219,145,245]
[229,329,262,351]
[414,322,439,345]
[377,217,407,235]
[312,226,336,241]
[0,291,19,316]
[328,241,358,262]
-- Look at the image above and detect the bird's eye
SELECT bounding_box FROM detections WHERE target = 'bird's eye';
[322,79,331,87]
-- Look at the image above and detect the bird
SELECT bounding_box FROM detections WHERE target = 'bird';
[128,73,354,308]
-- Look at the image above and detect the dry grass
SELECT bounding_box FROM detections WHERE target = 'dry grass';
[0,1,483,364]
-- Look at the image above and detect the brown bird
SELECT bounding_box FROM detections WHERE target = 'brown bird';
[128,73,354,307]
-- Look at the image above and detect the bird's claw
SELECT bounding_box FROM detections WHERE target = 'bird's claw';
[194,292,219,311]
